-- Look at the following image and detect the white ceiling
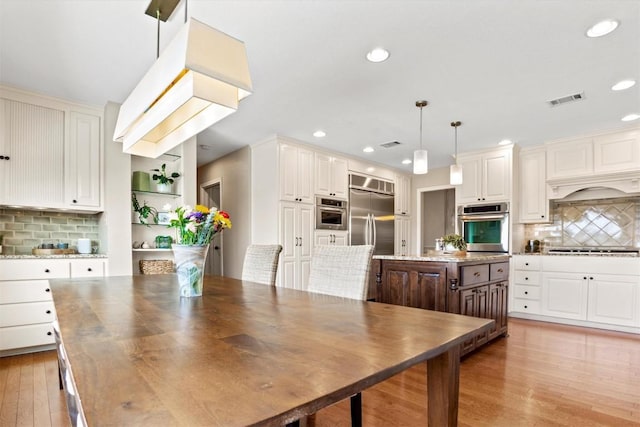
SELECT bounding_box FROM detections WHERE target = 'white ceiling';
[1,0,639,171]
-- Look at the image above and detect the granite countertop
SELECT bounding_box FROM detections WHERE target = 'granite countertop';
[512,252,639,258]
[374,252,509,263]
[0,254,108,259]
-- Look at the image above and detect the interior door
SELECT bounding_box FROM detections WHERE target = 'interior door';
[201,181,222,276]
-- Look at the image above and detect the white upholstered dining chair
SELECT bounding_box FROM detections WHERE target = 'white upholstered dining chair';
[306,244,374,427]
[241,244,283,286]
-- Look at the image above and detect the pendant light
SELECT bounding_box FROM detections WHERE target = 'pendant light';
[114,0,253,158]
[413,100,428,175]
[450,121,463,185]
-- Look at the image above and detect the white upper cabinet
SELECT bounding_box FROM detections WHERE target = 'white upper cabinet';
[518,148,549,223]
[0,86,103,211]
[547,128,640,180]
[66,111,102,209]
[394,174,411,216]
[280,143,314,204]
[314,153,348,199]
[457,148,511,204]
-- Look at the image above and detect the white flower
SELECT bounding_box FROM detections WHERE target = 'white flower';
[186,221,197,233]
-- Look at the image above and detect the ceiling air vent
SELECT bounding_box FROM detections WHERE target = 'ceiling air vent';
[547,92,585,107]
[380,141,401,148]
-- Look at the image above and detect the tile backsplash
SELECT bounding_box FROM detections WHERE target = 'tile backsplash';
[0,208,101,255]
[524,197,640,250]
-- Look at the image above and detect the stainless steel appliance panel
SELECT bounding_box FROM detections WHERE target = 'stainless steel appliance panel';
[370,192,394,255]
[348,175,395,255]
[457,203,509,253]
[349,189,372,246]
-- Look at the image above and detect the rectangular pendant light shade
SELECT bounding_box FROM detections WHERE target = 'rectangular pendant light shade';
[413,149,428,174]
[450,163,463,185]
[113,18,252,158]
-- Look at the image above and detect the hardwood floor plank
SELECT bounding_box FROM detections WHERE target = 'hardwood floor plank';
[16,353,34,426]
[1,318,639,427]
[32,352,52,427]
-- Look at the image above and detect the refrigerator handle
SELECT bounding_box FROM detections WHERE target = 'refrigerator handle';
[365,213,371,245]
[372,214,377,248]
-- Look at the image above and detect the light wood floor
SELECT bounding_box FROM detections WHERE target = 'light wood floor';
[1,318,639,426]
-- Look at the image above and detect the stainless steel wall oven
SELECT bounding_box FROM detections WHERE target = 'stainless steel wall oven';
[457,203,509,253]
[315,196,347,230]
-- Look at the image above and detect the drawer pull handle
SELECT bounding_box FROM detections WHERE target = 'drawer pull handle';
[45,288,51,292]
[473,272,480,277]
[47,331,52,336]
[497,268,503,273]
[46,310,51,314]
[45,269,50,273]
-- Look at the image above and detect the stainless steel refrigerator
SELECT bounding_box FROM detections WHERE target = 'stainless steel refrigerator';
[349,174,395,255]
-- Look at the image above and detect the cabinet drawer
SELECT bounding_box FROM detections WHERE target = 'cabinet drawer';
[512,284,540,300]
[513,256,541,270]
[0,259,69,280]
[0,301,56,327]
[71,260,105,278]
[460,264,489,286]
[514,270,540,285]
[0,280,53,304]
[511,298,541,314]
[0,323,55,351]
[490,262,509,281]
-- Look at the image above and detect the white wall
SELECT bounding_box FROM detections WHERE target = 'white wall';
[101,101,132,276]
[197,146,252,279]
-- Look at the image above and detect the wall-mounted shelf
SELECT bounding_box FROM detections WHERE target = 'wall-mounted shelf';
[132,190,181,198]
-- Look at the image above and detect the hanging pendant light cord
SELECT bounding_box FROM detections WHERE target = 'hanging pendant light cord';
[419,106,423,149]
[454,124,458,157]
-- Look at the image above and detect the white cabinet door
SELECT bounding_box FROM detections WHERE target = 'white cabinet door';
[280,144,314,203]
[542,272,588,320]
[394,216,411,256]
[593,129,640,174]
[518,149,549,223]
[546,138,593,179]
[314,230,348,246]
[314,153,348,199]
[71,259,107,278]
[457,148,511,204]
[279,201,313,290]
[394,174,411,215]
[587,275,639,327]
[0,98,65,207]
[66,111,102,210]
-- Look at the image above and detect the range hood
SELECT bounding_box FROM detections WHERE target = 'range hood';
[547,171,640,200]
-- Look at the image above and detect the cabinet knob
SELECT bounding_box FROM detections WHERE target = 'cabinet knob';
[473,271,480,277]
[583,276,587,280]
[497,268,503,273]
[589,276,594,280]
[46,310,52,314]
[72,199,77,203]
[524,305,528,309]
[541,215,545,218]
[47,331,52,336]
[45,269,50,273]
[87,268,92,272]
[524,291,528,295]
[525,263,529,266]
[45,288,50,292]
[525,277,528,280]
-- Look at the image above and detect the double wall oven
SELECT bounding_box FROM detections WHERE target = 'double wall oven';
[457,203,509,253]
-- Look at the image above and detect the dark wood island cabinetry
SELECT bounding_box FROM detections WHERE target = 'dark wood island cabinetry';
[371,254,510,355]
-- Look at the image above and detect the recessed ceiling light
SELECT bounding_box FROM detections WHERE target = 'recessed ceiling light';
[363,146,374,153]
[586,19,619,38]
[313,130,326,138]
[621,113,640,122]
[611,80,636,91]
[402,159,412,165]
[366,47,390,63]
[498,139,512,146]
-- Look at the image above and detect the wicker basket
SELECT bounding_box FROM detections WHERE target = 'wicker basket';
[139,259,174,275]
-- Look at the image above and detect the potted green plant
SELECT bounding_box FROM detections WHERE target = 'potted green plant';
[131,193,158,226]
[442,233,467,255]
[151,164,180,193]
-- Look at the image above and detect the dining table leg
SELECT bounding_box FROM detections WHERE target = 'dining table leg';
[426,345,461,426]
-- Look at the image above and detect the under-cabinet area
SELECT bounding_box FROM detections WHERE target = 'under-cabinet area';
[511,255,640,333]
[0,256,108,355]
[371,254,509,356]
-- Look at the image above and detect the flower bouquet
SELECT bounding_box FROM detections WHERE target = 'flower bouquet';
[165,204,232,297]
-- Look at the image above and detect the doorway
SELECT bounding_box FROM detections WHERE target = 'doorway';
[200,178,223,276]
[416,186,456,253]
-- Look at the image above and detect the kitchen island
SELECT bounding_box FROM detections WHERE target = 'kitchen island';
[371,252,510,355]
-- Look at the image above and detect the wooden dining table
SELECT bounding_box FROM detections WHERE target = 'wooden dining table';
[50,274,493,426]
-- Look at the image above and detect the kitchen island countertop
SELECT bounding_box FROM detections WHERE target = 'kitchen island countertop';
[0,254,107,259]
[374,252,509,263]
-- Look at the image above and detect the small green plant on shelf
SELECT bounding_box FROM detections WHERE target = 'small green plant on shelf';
[442,234,467,251]
[151,164,181,185]
[131,193,158,226]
